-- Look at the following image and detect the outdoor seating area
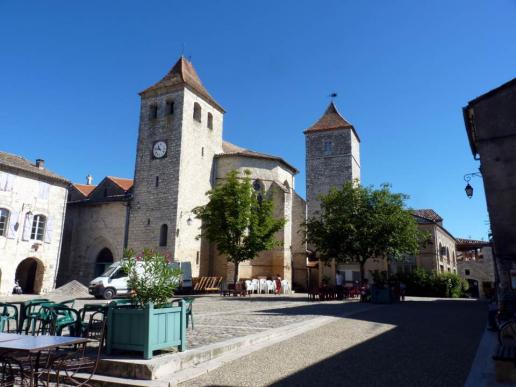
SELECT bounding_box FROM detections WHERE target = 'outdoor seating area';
[0,298,107,386]
[308,284,362,301]
[221,278,292,297]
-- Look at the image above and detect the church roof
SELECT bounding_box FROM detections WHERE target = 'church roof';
[106,176,133,192]
[412,209,443,223]
[140,56,224,113]
[0,151,69,185]
[304,102,360,141]
[218,141,298,174]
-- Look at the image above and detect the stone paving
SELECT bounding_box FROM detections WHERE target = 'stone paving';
[0,290,364,349]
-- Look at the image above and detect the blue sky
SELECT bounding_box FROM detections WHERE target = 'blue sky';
[1,1,515,240]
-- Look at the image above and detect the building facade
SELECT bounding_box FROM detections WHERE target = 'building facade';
[456,238,495,298]
[0,153,68,295]
[463,78,516,302]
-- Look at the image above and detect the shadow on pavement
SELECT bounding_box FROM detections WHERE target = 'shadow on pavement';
[266,299,486,387]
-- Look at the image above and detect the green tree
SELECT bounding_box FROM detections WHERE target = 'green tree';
[193,170,285,285]
[304,181,428,280]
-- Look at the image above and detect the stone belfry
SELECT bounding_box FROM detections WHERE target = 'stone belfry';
[128,56,224,275]
[304,102,360,218]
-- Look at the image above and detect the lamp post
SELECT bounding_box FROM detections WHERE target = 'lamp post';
[464,172,482,199]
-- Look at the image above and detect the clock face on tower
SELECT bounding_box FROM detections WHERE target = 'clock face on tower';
[152,141,167,159]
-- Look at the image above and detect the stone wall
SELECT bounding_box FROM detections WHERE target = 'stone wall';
[57,201,128,286]
[0,169,67,294]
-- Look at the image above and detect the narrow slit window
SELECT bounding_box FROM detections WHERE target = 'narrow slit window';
[155,176,159,187]
[150,104,158,120]
[159,224,168,246]
[166,100,174,115]
[193,102,202,122]
[207,113,213,129]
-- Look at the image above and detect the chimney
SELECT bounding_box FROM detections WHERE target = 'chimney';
[86,174,93,185]
[35,159,45,169]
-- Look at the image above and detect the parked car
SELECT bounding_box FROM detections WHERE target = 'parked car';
[88,260,193,300]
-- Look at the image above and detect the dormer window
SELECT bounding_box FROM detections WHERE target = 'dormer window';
[193,102,202,122]
[149,104,158,120]
[207,113,213,129]
[166,100,174,115]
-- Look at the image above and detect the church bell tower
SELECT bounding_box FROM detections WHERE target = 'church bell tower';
[305,102,360,218]
[127,57,224,276]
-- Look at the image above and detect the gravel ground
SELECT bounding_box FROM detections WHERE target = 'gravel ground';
[182,299,486,387]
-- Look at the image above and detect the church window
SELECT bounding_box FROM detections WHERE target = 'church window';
[0,208,10,237]
[149,104,158,120]
[159,224,168,246]
[31,214,46,241]
[207,113,213,129]
[193,103,202,122]
[166,100,174,115]
[323,140,333,155]
[155,176,159,187]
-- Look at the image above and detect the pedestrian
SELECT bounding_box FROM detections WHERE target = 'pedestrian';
[399,281,406,302]
[12,280,22,295]
[275,274,282,295]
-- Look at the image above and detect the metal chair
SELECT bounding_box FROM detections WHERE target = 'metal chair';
[0,303,18,333]
[183,297,195,330]
[47,311,107,387]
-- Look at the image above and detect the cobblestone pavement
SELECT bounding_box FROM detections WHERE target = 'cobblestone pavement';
[183,298,487,387]
[0,291,369,349]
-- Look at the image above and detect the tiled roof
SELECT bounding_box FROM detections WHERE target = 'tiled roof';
[456,238,490,248]
[140,56,224,112]
[106,176,133,192]
[0,151,68,185]
[73,184,97,197]
[218,141,298,174]
[304,102,360,141]
[412,209,443,223]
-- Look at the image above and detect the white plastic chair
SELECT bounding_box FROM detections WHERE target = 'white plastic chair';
[245,280,254,293]
[251,279,259,294]
[259,279,267,294]
[266,280,275,294]
[281,280,290,294]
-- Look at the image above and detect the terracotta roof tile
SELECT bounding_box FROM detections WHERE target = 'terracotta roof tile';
[412,209,443,223]
[140,56,224,112]
[73,184,97,197]
[456,238,490,248]
[305,102,358,136]
[0,151,68,185]
[218,141,298,174]
[106,176,133,192]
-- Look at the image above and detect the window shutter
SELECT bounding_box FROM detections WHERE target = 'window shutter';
[0,172,7,191]
[44,216,53,243]
[6,210,19,239]
[5,174,15,191]
[22,213,33,241]
[38,182,50,200]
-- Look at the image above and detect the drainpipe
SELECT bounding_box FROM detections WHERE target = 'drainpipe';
[53,185,69,290]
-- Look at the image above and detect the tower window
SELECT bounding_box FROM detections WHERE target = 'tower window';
[149,104,158,120]
[201,147,204,157]
[193,102,202,122]
[155,176,159,187]
[207,113,213,129]
[166,100,174,115]
[323,140,333,155]
[159,224,168,246]
[196,251,200,265]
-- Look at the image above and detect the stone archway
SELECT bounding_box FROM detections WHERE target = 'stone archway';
[95,248,114,277]
[15,258,44,294]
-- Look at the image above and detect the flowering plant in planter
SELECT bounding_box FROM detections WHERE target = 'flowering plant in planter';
[122,248,182,308]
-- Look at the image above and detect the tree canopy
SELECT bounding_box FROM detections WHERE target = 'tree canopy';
[193,170,285,284]
[304,181,428,280]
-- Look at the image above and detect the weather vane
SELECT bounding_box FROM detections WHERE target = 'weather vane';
[329,92,338,101]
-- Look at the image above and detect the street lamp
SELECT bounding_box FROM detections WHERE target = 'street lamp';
[464,172,482,199]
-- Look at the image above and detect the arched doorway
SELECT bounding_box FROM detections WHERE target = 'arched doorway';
[15,258,44,294]
[95,248,114,277]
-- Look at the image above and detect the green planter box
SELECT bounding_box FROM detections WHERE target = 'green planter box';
[106,300,186,359]
[372,288,392,304]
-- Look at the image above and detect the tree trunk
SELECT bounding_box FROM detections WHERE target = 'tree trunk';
[233,261,239,285]
[359,261,365,283]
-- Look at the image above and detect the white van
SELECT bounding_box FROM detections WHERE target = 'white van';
[88,260,193,300]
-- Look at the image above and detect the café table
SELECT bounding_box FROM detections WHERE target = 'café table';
[0,332,89,386]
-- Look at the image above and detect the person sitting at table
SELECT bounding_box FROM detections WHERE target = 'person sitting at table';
[275,274,282,294]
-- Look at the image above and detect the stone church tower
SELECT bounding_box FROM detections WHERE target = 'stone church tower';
[305,102,360,218]
[127,56,224,275]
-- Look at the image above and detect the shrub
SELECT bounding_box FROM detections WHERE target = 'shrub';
[393,269,468,298]
[122,248,182,308]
